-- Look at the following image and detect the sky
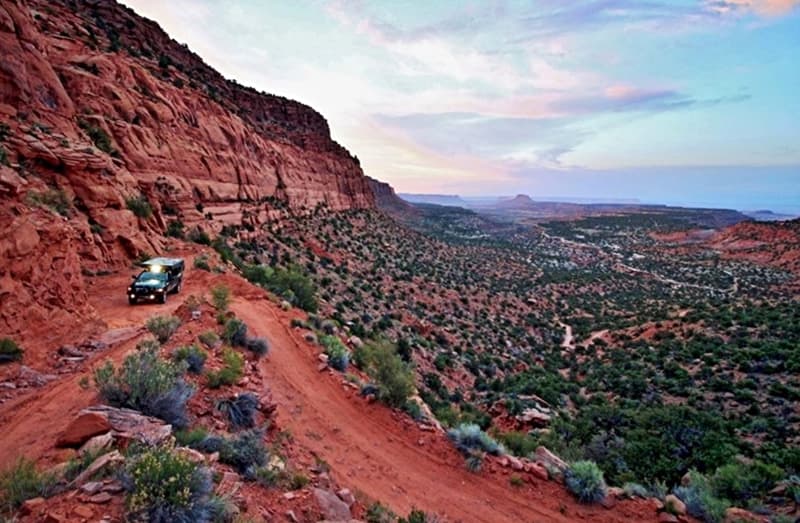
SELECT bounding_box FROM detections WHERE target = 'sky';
[121,0,800,212]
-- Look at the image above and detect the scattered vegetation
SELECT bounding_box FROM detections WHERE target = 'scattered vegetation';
[172,344,207,374]
[0,337,23,364]
[565,461,607,504]
[94,340,194,428]
[78,119,117,155]
[126,195,153,219]
[196,429,267,480]
[146,315,181,343]
[206,348,244,389]
[26,188,72,216]
[122,444,217,523]
[320,335,350,371]
[216,393,259,430]
[0,458,56,515]
[210,284,231,312]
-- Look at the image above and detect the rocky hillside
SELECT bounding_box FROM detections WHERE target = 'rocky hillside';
[0,0,374,345]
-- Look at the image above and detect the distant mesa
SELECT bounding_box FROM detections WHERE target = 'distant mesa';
[399,193,470,208]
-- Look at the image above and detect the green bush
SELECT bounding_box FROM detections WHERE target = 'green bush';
[210,285,231,312]
[0,337,23,364]
[673,471,729,523]
[193,254,211,271]
[565,461,607,504]
[172,345,207,374]
[495,431,538,458]
[175,426,209,448]
[146,315,181,343]
[711,460,783,503]
[363,341,414,408]
[122,445,215,523]
[447,423,503,456]
[206,348,244,389]
[187,228,211,245]
[0,458,56,515]
[321,335,350,371]
[26,189,72,217]
[198,429,267,480]
[222,318,247,346]
[94,340,194,428]
[244,264,318,312]
[79,119,116,155]
[126,195,153,219]
[197,331,219,349]
[166,220,185,238]
[216,392,259,430]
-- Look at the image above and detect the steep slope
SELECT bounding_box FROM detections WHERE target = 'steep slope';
[0,257,660,522]
[0,0,373,348]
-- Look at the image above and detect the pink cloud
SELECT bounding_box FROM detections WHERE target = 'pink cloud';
[707,0,800,16]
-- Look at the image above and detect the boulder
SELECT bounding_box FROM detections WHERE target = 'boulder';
[57,411,112,447]
[313,488,352,521]
[70,451,124,486]
[723,508,768,523]
[533,446,568,474]
[62,405,172,448]
[663,494,686,516]
[337,488,356,507]
[78,432,115,455]
[20,497,45,515]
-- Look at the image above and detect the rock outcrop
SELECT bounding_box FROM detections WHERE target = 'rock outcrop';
[0,0,375,348]
[368,176,418,218]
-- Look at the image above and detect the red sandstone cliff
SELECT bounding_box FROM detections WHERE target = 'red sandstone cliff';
[0,0,374,342]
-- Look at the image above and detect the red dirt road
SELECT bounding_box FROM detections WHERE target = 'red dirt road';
[0,259,658,522]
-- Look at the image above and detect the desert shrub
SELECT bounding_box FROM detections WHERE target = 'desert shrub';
[622,482,650,498]
[63,447,112,483]
[565,461,607,504]
[0,458,56,515]
[0,337,23,363]
[711,460,783,503]
[245,264,318,312]
[146,315,181,343]
[222,318,247,346]
[465,454,483,472]
[79,119,116,155]
[673,471,729,523]
[206,348,244,389]
[187,228,211,245]
[495,431,538,458]
[197,331,219,349]
[244,337,269,357]
[366,502,397,523]
[199,429,267,480]
[193,254,211,271]
[175,427,209,448]
[399,508,435,523]
[166,220,185,238]
[126,195,153,219]
[216,393,259,430]
[366,342,414,408]
[173,345,207,374]
[447,423,503,456]
[94,340,193,428]
[321,335,350,371]
[210,285,231,312]
[26,189,72,217]
[122,445,215,523]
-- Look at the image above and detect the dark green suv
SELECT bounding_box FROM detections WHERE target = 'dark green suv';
[127,257,185,305]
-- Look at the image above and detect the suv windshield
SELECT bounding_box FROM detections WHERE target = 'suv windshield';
[136,272,168,283]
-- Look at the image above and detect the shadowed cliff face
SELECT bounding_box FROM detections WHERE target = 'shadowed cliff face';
[0,0,373,344]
